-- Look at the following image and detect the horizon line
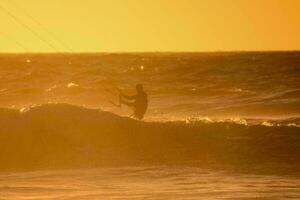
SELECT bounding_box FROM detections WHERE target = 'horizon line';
[0,50,300,55]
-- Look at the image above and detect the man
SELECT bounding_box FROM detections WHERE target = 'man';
[119,84,148,120]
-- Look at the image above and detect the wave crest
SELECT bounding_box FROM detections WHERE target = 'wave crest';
[0,104,299,173]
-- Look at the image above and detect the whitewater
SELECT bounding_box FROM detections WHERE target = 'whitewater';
[0,52,300,199]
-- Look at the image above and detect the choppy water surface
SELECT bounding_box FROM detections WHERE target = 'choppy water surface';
[0,52,299,120]
[1,52,300,199]
[1,167,300,200]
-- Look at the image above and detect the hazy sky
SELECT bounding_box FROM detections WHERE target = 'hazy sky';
[0,0,299,52]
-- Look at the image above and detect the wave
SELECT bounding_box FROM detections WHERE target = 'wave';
[0,104,300,173]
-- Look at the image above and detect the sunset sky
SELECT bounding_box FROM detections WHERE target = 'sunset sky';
[0,0,299,52]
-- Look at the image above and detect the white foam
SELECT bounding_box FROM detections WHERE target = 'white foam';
[67,82,79,88]
[287,123,300,128]
[262,121,273,127]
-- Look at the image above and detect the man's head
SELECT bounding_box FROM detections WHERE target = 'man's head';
[136,84,144,93]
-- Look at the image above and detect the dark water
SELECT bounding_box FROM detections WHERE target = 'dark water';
[1,104,299,173]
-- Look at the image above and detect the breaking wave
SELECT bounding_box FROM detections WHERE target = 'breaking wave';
[0,104,299,173]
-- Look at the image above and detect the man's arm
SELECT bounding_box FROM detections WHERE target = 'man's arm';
[121,93,136,100]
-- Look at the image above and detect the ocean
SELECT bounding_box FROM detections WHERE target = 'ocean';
[0,52,300,199]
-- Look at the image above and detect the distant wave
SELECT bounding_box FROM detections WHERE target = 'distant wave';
[0,104,299,173]
[1,52,300,120]
[266,89,300,100]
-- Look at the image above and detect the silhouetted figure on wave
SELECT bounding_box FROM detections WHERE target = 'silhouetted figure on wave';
[119,84,148,120]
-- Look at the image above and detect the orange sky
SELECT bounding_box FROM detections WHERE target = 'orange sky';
[0,0,299,52]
